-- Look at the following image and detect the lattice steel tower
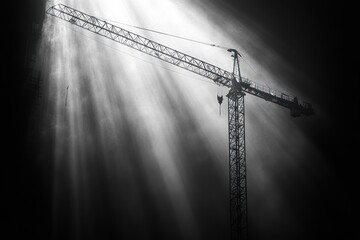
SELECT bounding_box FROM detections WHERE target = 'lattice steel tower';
[227,49,248,239]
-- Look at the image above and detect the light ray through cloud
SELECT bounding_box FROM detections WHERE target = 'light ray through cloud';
[36,0,325,239]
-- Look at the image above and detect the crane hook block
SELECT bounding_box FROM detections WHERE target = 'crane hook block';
[217,95,223,116]
[217,95,223,105]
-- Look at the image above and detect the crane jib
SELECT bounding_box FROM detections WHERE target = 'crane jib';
[46,4,313,117]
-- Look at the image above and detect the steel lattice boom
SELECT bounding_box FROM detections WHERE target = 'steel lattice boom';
[46,4,314,117]
[46,4,314,240]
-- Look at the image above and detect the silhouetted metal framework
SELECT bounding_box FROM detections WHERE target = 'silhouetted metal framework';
[47,4,314,239]
[227,49,248,239]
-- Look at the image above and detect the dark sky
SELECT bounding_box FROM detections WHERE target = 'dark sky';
[209,1,353,239]
[3,1,354,240]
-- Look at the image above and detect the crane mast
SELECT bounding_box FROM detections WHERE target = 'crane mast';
[227,49,248,239]
[46,4,314,239]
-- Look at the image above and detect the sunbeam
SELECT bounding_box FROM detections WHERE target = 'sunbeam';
[27,0,331,239]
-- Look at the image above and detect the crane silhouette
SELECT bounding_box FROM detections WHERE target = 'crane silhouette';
[46,4,314,239]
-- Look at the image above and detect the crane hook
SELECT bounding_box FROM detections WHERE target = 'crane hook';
[217,95,223,116]
[217,83,224,116]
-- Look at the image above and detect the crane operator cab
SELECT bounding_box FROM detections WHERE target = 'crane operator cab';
[227,75,246,99]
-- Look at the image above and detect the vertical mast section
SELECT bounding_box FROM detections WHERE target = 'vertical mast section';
[227,49,248,240]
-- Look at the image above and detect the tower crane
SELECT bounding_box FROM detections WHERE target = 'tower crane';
[46,4,314,239]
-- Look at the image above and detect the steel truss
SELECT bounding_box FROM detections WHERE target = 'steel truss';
[227,50,248,239]
[46,4,313,116]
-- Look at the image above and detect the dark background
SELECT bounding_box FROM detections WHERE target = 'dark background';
[3,0,353,239]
